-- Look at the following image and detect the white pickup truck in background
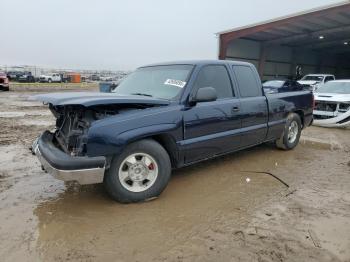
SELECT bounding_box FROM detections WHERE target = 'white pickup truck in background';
[298,74,335,91]
[39,73,62,83]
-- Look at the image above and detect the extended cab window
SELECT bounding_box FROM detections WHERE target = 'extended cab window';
[233,66,262,97]
[193,65,233,99]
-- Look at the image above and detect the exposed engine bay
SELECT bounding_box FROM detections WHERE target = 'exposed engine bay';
[49,104,156,156]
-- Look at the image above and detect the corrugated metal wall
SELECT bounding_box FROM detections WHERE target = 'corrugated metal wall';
[225,39,350,80]
[225,39,260,69]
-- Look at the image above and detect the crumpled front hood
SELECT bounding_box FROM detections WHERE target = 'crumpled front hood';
[314,93,350,103]
[31,92,170,107]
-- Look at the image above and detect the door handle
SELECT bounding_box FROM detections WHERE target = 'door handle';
[232,106,240,112]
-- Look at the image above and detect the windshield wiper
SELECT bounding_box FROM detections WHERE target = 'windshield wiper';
[131,93,153,97]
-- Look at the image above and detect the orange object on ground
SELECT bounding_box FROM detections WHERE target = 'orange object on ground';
[68,73,81,83]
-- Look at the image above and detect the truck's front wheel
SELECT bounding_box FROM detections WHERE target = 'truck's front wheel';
[104,139,171,203]
[276,113,302,150]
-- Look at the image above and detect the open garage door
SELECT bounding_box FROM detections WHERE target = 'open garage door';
[217,1,350,81]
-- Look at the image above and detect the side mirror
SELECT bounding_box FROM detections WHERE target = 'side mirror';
[191,87,217,104]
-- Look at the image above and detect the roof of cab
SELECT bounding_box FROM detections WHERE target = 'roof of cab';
[140,60,253,68]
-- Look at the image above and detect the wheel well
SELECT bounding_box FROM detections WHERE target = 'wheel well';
[148,134,178,168]
[294,110,304,128]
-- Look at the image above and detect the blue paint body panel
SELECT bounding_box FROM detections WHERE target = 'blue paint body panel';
[35,60,314,168]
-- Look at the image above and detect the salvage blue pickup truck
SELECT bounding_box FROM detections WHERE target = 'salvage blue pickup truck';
[33,60,313,203]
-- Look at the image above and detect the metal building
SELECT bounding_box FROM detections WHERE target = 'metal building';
[217,1,350,80]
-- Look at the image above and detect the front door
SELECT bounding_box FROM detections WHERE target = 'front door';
[182,65,241,163]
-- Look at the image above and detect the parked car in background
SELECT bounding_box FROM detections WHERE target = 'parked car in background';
[39,73,62,83]
[18,72,36,83]
[7,71,18,81]
[298,74,335,91]
[0,72,9,91]
[100,76,113,82]
[7,71,24,81]
[313,80,350,127]
[263,79,304,94]
[90,74,100,81]
[60,73,70,83]
[32,60,314,203]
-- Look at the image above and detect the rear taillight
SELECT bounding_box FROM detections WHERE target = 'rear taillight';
[4,78,9,84]
[312,94,315,110]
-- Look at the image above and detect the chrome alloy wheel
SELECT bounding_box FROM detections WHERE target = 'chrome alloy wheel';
[288,120,298,143]
[118,153,159,193]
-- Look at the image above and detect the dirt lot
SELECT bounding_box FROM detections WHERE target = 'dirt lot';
[0,85,349,262]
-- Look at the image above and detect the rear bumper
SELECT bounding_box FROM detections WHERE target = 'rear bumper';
[33,131,106,184]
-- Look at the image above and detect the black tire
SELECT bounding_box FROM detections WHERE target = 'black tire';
[276,113,302,150]
[48,79,52,83]
[104,139,171,203]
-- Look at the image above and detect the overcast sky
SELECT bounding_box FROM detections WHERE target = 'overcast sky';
[0,0,341,70]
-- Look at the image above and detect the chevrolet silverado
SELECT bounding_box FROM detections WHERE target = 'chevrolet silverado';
[32,60,314,203]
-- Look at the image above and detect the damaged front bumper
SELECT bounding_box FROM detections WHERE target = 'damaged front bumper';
[313,109,350,127]
[33,131,106,184]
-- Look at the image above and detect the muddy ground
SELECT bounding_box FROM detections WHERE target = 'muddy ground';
[0,86,349,262]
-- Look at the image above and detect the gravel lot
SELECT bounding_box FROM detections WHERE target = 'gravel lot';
[0,86,349,262]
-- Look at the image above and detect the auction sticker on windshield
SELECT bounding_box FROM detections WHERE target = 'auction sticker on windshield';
[164,79,186,88]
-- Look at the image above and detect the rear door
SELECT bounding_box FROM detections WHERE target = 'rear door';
[232,65,268,147]
[183,64,241,163]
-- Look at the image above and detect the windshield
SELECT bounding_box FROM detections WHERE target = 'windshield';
[263,80,285,88]
[301,75,324,81]
[113,65,193,100]
[316,81,350,94]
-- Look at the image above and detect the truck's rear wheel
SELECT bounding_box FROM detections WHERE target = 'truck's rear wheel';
[104,139,171,203]
[276,113,302,150]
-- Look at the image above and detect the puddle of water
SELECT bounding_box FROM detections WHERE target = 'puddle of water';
[0,145,65,262]
[33,145,291,261]
[1,139,325,262]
